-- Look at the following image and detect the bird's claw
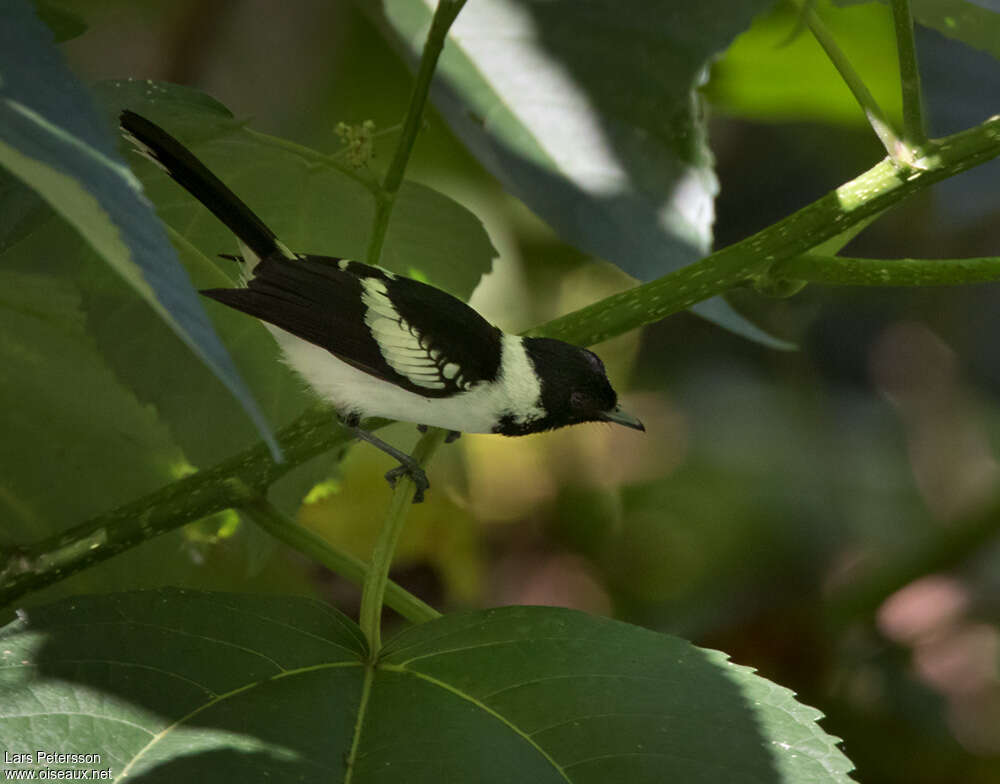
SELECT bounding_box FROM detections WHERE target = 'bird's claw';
[384,462,430,503]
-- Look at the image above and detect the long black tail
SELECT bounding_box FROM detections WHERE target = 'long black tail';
[119,110,287,262]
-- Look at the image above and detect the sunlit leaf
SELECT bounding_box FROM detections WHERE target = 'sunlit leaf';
[710,0,904,126]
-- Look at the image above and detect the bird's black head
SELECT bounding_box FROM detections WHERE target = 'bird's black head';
[496,337,644,436]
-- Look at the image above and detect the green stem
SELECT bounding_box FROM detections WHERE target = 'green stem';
[243,127,377,191]
[381,0,465,196]
[769,253,1000,287]
[366,193,394,266]
[358,428,447,655]
[366,0,467,264]
[794,0,906,162]
[890,0,926,146]
[237,492,440,624]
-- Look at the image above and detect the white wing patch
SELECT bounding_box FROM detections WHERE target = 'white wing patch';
[361,278,473,392]
[121,129,172,174]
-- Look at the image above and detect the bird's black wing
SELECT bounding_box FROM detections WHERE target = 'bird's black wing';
[202,255,503,398]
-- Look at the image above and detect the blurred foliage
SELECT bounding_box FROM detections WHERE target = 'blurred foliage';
[709,0,906,127]
[2,0,999,781]
[840,0,1000,61]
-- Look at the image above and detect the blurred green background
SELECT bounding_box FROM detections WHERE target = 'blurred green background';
[14,0,1000,781]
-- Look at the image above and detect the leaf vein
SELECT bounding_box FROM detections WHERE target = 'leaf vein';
[379,664,571,783]
[3,711,156,735]
[480,672,678,701]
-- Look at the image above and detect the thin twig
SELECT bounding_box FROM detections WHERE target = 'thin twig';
[366,0,468,265]
[358,429,447,655]
[794,0,908,162]
[890,0,927,146]
[238,491,440,625]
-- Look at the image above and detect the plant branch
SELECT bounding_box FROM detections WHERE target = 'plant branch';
[793,0,906,162]
[890,0,926,146]
[366,0,467,264]
[769,253,1000,287]
[243,127,377,191]
[237,492,440,624]
[358,428,447,655]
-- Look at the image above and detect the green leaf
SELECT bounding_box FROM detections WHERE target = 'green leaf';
[0,590,854,782]
[839,0,1000,61]
[0,164,47,251]
[368,0,783,346]
[0,0,279,457]
[32,0,87,42]
[0,270,183,539]
[710,0,905,127]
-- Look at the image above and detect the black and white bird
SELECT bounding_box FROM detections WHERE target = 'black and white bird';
[120,110,644,500]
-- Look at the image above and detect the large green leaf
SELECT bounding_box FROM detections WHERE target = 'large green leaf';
[368,0,786,347]
[710,0,905,127]
[0,269,231,604]
[0,0,278,457]
[0,271,184,539]
[0,590,854,782]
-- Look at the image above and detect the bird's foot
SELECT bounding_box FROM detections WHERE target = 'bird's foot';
[384,460,430,503]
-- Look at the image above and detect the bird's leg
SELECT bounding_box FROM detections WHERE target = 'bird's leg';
[340,415,429,502]
[416,424,461,443]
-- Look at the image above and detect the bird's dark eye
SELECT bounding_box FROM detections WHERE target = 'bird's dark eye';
[570,391,588,409]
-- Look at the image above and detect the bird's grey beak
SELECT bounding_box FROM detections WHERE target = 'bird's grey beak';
[601,405,645,432]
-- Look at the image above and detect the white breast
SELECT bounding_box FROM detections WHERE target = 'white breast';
[267,326,543,434]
